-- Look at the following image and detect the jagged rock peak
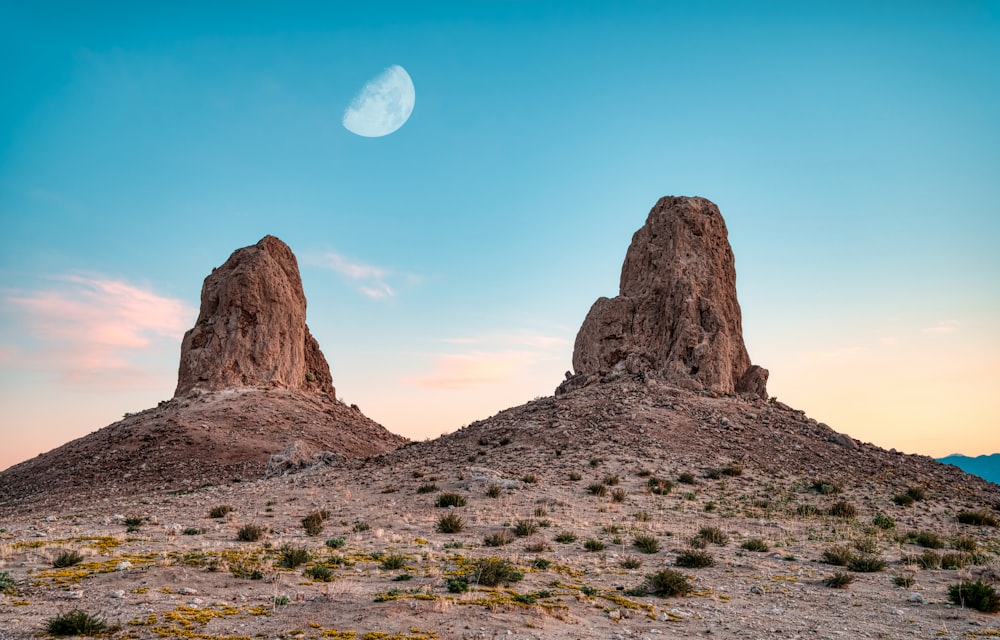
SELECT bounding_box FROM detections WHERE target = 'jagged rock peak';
[562,196,768,397]
[174,235,335,397]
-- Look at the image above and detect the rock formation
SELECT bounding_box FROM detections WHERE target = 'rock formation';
[175,235,335,397]
[562,196,768,397]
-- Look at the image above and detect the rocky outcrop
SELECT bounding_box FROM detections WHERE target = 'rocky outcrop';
[175,235,335,397]
[563,196,768,397]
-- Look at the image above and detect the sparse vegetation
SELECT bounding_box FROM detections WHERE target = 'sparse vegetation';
[209,504,234,518]
[602,474,620,486]
[676,549,714,568]
[695,525,728,546]
[621,555,642,569]
[633,533,661,554]
[305,564,334,582]
[302,510,326,536]
[587,483,608,497]
[0,571,15,594]
[182,527,202,535]
[721,463,743,477]
[914,531,945,549]
[611,487,628,502]
[568,472,582,481]
[53,549,84,568]
[948,580,1000,613]
[906,486,926,501]
[953,535,977,552]
[352,521,370,533]
[325,536,346,548]
[380,554,407,570]
[741,538,769,552]
[822,545,855,566]
[916,550,942,570]
[642,569,693,596]
[237,523,266,542]
[436,492,467,508]
[647,477,673,495]
[521,473,538,484]
[554,531,578,544]
[678,472,696,485]
[483,529,515,547]
[46,609,110,637]
[872,513,895,529]
[437,512,465,533]
[811,480,841,495]
[416,483,439,494]
[892,493,915,507]
[447,577,470,593]
[486,484,502,498]
[828,501,858,519]
[513,519,539,537]
[957,510,999,527]
[583,538,606,552]
[824,572,855,588]
[278,544,311,568]
[123,516,143,531]
[848,555,887,573]
[796,504,819,517]
[471,557,523,587]
[893,573,915,588]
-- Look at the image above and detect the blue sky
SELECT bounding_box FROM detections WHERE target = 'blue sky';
[2,1,998,470]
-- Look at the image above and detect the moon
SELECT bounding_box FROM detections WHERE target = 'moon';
[342,65,415,137]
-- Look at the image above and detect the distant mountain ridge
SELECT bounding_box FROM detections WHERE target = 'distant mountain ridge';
[937,453,1000,486]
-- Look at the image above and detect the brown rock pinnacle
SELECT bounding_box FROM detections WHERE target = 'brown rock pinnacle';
[565,196,768,397]
[175,235,335,397]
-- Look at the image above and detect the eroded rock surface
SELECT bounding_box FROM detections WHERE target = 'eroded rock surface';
[566,196,768,397]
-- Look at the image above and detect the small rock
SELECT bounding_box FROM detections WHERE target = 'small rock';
[750,585,764,594]
[608,608,622,621]
[67,590,84,599]
[907,593,926,605]
[178,587,198,595]
[108,590,125,599]
[116,561,132,571]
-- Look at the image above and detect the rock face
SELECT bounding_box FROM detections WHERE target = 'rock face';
[566,196,768,397]
[175,235,335,397]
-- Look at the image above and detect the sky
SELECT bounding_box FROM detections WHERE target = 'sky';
[1,1,998,471]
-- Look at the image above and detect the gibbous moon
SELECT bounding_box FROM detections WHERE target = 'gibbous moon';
[342,65,415,137]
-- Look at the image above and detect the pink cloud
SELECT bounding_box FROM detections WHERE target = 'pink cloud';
[921,321,959,335]
[2,275,195,387]
[403,351,537,390]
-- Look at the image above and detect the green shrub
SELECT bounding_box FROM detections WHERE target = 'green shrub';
[811,480,841,495]
[380,554,407,570]
[237,523,266,542]
[872,513,895,530]
[447,577,470,593]
[633,533,660,554]
[952,535,977,552]
[853,537,878,554]
[611,488,628,502]
[906,486,926,501]
[828,501,857,519]
[602,474,620,486]
[822,546,855,566]
[521,473,538,484]
[583,538,606,552]
[940,552,969,569]
[513,519,538,537]
[824,572,854,588]
[893,573,915,588]
[696,526,728,546]
[647,477,673,495]
[621,555,642,569]
[915,531,944,549]
[892,493,915,507]
[796,504,819,517]
[486,484,502,498]
[209,505,234,518]
[848,555,887,572]
[721,463,743,477]
[705,469,722,480]
[643,569,692,597]
[587,483,608,497]
[352,521,370,532]
[278,544,311,568]
[676,549,714,568]
[325,536,346,549]
[305,564,334,582]
[957,510,999,527]
[554,531,577,544]
[123,516,143,531]
[302,511,326,536]
[741,538,769,552]
[948,580,1000,613]
[45,610,110,637]
[53,549,84,568]
[531,557,551,569]
[437,512,465,534]
[0,571,15,594]
[471,557,523,586]
[677,472,696,485]
[436,493,467,508]
[916,550,942,569]
[182,527,202,535]
[416,483,439,494]
[483,529,515,547]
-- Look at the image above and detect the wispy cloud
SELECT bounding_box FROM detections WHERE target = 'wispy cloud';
[801,345,869,362]
[1,275,195,386]
[316,251,407,300]
[921,320,960,335]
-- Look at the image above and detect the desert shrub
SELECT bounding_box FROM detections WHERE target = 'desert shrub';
[123,516,143,531]
[906,486,926,501]
[634,510,651,522]
[416,483,439,494]
[872,513,895,530]
[352,521,370,532]
[957,510,999,527]
[587,483,608,497]
[436,492,467,508]
[602,474,620,486]
[853,537,879,554]
[678,472,696,485]
[228,555,265,580]
[521,473,538,484]
[447,577,470,593]
[531,557,551,569]
[437,512,465,534]
[483,529,515,547]
[892,493,915,507]
[822,546,855,566]
[583,538,606,552]
[705,469,722,480]
[796,504,819,517]
[824,572,855,588]
[237,523,266,542]
[611,488,628,503]
[513,519,538,537]
[305,564,333,582]
[637,469,652,477]
[525,540,550,553]
[953,536,977,552]
[0,571,14,594]
[278,544,311,568]
[696,526,728,546]
[643,569,692,597]
[634,533,661,554]
[471,557,523,586]
[621,555,642,569]
[209,505,234,518]
[721,463,743,477]
[948,580,1000,613]
[915,531,944,549]
[325,536,346,549]
[590,458,602,467]
[848,555,887,573]
[302,511,326,536]
[568,472,582,481]
[554,531,577,544]
[828,501,857,519]
[46,609,109,636]
[811,480,841,495]
[893,573,915,588]
[499,437,512,446]
[486,484,502,498]
[647,478,673,495]
[940,552,969,569]
[53,549,84,568]
[741,538,769,552]
[534,505,548,517]
[182,527,202,535]
[676,549,714,568]
[380,554,407,570]
[916,550,942,569]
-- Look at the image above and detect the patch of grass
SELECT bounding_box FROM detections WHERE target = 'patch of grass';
[380,554,407,570]
[643,569,692,597]
[416,483,439,494]
[647,477,673,495]
[325,536,346,548]
[589,458,602,467]
[914,531,944,549]
[872,513,895,530]
[587,483,608,497]
[483,529,515,547]
[436,492,467,508]
[676,549,714,568]
[0,571,16,594]
[822,545,855,566]
[677,472,696,485]
[892,493,915,507]
[305,564,334,582]
[916,550,942,569]
[796,504,819,517]
[447,577,470,593]
[352,521,370,533]
[906,486,926,501]
[602,474,620,486]
[525,541,550,553]
[696,526,728,546]
[46,610,110,637]
[437,512,465,534]
[302,511,326,536]
[182,527,202,535]
[611,488,628,502]
[824,572,855,588]
[583,538,606,552]
[828,501,857,519]
[853,537,878,554]
[848,555,887,573]
[209,505,234,518]
[237,523,266,542]
[278,544,311,568]
[531,557,551,569]
[554,531,577,544]
[957,510,999,527]
[568,472,582,481]
[633,533,661,554]
[471,557,523,587]
[893,573,915,588]
[634,510,651,522]
[521,473,538,484]
[952,535,977,552]
[741,538,769,552]
[948,580,1000,613]
[811,480,841,495]
[53,549,84,568]
[940,552,969,570]
[705,468,722,480]
[513,519,538,537]
[721,463,743,477]
[123,516,143,531]
[486,484,502,498]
